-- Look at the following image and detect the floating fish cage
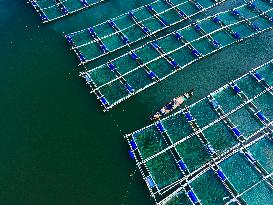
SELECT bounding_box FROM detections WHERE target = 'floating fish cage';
[79,0,273,111]
[29,0,106,23]
[125,60,273,204]
[65,0,225,63]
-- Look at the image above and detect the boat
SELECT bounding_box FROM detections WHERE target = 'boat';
[150,89,194,121]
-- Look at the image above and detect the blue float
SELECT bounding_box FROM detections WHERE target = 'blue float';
[122,35,129,44]
[147,176,156,188]
[80,0,89,7]
[148,71,157,79]
[147,5,154,11]
[88,27,96,35]
[31,0,38,6]
[128,150,135,159]
[130,139,137,150]
[232,32,241,40]
[41,14,48,21]
[188,190,198,203]
[249,3,257,9]
[185,112,193,121]
[100,43,109,53]
[207,144,216,155]
[170,60,179,68]
[194,24,201,31]
[232,127,241,137]
[125,83,134,93]
[213,16,221,23]
[178,10,186,17]
[128,11,135,18]
[192,49,201,57]
[211,99,219,109]
[257,111,266,121]
[254,72,263,81]
[251,24,260,31]
[175,32,182,40]
[100,97,108,106]
[108,63,116,71]
[178,160,187,171]
[142,26,150,34]
[65,35,74,45]
[130,52,139,60]
[217,169,227,181]
[79,53,86,62]
[245,152,256,162]
[108,20,117,28]
[194,2,203,10]
[61,7,69,15]
[231,10,240,16]
[212,39,220,47]
[156,121,165,133]
[159,18,168,26]
[233,85,241,94]
[151,42,159,49]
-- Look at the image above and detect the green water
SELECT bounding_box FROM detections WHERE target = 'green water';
[146,151,182,189]
[248,138,273,173]
[202,120,237,154]
[2,0,273,204]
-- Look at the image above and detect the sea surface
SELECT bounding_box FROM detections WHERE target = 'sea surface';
[1,0,273,204]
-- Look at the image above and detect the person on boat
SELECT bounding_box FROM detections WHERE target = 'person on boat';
[150,89,194,121]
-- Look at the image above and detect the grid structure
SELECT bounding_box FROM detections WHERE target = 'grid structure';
[65,0,225,63]
[125,60,273,204]
[80,0,273,111]
[29,0,106,23]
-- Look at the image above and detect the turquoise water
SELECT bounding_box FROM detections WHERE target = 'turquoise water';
[213,87,242,113]
[219,153,262,193]
[253,92,273,121]
[241,181,273,205]
[2,0,273,204]
[190,170,232,205]
[228,105,263,138]
[248,138,273,173]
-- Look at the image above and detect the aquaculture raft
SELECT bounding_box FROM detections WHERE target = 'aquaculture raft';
[80,0,273,111]
[65,0,225,63]
[29,0,107,23]
[125,60,273,204]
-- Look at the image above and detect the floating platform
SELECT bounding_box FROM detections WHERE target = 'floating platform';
[80,1,273,111]
[65,0,224,63]
[29,0,106,23]
[125,59,273,204]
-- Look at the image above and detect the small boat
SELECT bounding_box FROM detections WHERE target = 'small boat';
[150,89,194,121]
